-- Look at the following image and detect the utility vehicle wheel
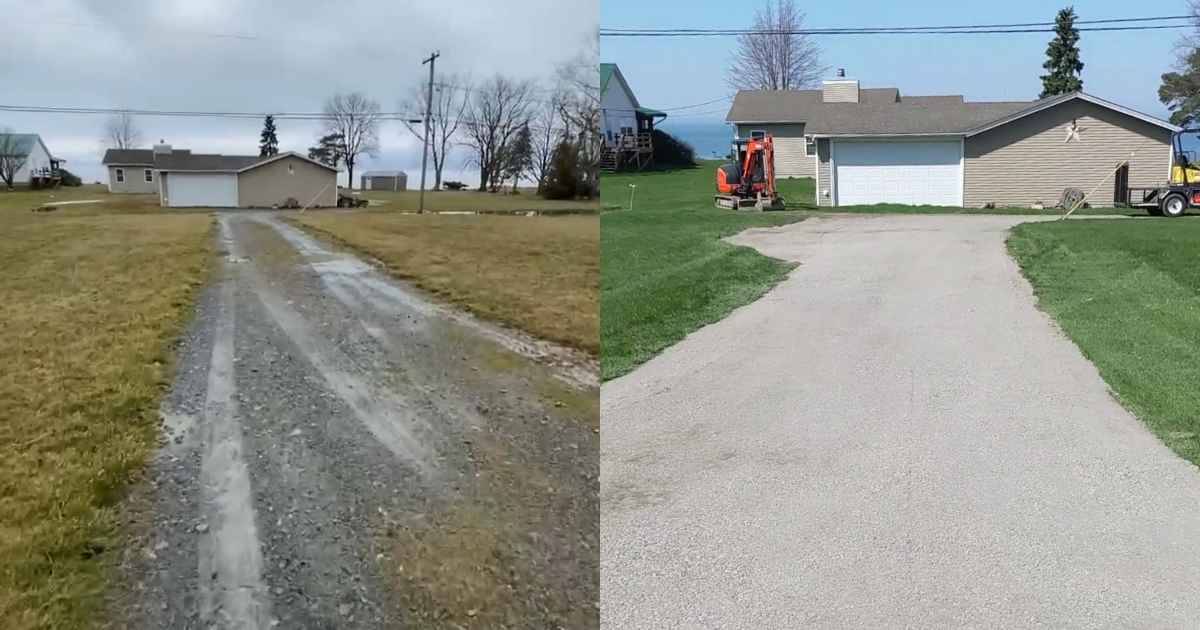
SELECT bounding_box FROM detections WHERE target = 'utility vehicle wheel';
[1161,193,1187,218]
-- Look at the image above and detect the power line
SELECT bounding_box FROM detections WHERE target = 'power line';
[601,14,1194,37]
[602,14,1192,33]
[602,25,1190,37]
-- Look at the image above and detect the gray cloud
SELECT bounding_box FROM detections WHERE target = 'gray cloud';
[1,0,597,185]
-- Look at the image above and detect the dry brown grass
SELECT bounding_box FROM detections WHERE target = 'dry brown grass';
[291,212,599,353]
[0,209,212,629]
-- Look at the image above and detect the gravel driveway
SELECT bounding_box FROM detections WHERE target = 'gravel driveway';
[601,214,1200,628]
[116,213,598,629]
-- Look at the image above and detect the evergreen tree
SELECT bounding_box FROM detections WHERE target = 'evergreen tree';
[502,124,534,193]
[259,115,280,157]
[306,133,343,166]
[1160,48,1200,126]
[1040,7,1084,98]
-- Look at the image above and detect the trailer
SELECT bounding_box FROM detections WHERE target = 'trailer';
[1119,127,1200,217]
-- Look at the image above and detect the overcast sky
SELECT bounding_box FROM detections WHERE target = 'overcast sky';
[1,0,597,185]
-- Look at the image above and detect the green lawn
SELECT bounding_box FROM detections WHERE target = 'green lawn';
[1008,219,1200,466]
[601,164,805,380]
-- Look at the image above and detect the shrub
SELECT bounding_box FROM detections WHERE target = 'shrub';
[651,129,696,167]
[58,169,82,187]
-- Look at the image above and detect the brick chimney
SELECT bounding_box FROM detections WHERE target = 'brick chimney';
[822,69,859,103]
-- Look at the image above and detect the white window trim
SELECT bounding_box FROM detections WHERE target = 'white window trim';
[750,129,767,140]
[144,169,154,183]
[115,168,124,183]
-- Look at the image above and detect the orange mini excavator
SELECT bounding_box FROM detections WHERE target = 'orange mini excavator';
[715,134,785,210]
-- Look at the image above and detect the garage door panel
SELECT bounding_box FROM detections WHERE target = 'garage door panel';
[168,173,238,207]
[835,141,961,206]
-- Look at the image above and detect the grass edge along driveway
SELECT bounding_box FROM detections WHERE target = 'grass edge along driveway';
[601,165,805,380]
[0,209,213,630]
[288,211,599,354]
[1008,219,1200,467]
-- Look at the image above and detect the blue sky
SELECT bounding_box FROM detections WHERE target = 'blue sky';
[601,0,1191,123]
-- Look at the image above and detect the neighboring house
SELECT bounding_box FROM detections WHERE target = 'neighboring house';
[600,63,667,170]
[361,170,407,191]
[0,133,63,185]
[102,143,337,208]
[726,74,1179,207]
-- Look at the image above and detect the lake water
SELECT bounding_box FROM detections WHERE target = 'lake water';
[658,119,735,162]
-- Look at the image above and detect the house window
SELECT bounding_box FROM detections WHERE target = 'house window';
[805,137,817,156]
[750,130,767,140]
[620,126,634,136]
[144,169,154,183]
[115,168,124,183]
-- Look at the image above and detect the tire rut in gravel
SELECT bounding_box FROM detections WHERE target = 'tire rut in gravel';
[113,213,598,629]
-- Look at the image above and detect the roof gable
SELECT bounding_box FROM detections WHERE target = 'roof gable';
[239,152,338,173]
[963,92,1180,136]
[599,63,640,109]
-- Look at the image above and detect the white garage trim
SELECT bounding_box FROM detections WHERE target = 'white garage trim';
[831,137,964,207]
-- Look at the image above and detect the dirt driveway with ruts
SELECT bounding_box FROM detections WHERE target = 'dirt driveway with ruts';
[601,214,1200,629]
[114,213,598,629]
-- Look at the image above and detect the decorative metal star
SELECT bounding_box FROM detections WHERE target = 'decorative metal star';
[1065,119,1084,143]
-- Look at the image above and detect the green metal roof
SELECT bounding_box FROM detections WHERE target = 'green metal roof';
[600,63,615,99]
[637,107,667,119]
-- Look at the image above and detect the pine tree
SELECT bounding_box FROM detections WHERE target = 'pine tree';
[503,124,534,193]
[1040,7,1084,98]
[1160,48,1200,126]
[259,115,279,157]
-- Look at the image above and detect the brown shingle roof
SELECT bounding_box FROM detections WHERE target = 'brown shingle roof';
[152,153,261,171]
[726,88,1031,135]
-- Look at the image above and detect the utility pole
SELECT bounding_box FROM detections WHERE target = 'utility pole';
[418,51,440,214]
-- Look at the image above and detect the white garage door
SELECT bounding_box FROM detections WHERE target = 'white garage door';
[834,140,962,206]
[167,172,238,207]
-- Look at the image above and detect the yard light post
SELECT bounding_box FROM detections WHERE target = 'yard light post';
[628,184,636,211]
[418,51,440,215]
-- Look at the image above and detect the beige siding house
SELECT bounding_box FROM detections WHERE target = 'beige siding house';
[726,77,1177,208]
[964,99,1172,207]
[103,145,337,207]
[238,154,337,207]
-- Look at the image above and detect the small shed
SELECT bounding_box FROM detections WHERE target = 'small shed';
[361,171,408,191]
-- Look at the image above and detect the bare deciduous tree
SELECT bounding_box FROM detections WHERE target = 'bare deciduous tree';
[105,112,142,149]
[528,98,562,193]
[462,75,535,192]
[323,92,381,190]
[0,129,30,190]
[401,74,471,192]
[727,0,824,91]
[553,37,601,198]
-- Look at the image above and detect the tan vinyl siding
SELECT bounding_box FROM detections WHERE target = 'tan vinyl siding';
[736,123,816,179]
[237,155,337,208]
[107,164,157,194]
[816,138,833,207]
[964,99,1172,207]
